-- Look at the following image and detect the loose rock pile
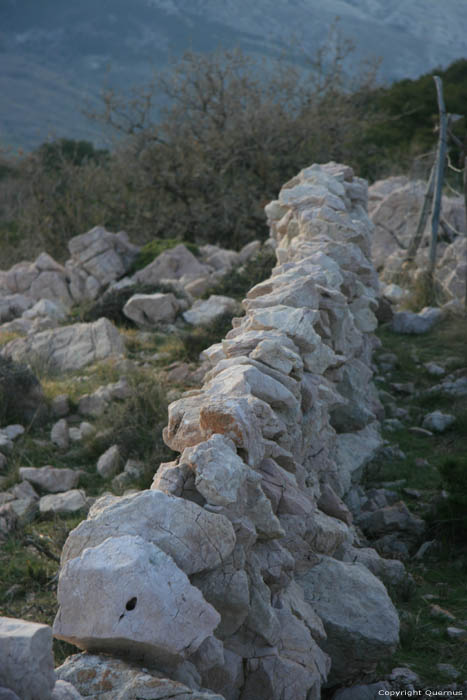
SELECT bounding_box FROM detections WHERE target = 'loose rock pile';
[0,228,258,338]
[369,175,466,305]
[37,162,402,700]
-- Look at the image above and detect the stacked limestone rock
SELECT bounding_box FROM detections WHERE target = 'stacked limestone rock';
[50,163,400,700]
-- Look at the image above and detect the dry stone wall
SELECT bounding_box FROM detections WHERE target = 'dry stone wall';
[53,163,400,699]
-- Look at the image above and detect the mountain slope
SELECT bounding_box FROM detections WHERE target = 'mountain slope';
[2,0,467,150]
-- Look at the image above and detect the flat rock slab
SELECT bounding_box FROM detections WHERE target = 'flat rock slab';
[54,535,220,668]
[1,318,125,371]
[0,616,56,700]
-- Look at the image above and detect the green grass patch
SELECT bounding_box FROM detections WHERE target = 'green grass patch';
[382,556,467,686]
[0,514,85,664]
[377,316,467,378]
[41,360,122,404]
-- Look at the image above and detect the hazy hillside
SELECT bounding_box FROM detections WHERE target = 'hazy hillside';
[1,0,467,150]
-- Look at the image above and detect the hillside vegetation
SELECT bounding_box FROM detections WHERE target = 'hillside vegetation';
[0,49,466,268]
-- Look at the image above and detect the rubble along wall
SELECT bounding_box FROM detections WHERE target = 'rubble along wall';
[53,163,399,699]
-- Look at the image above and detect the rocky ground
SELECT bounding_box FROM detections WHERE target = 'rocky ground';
[0,169,466,699]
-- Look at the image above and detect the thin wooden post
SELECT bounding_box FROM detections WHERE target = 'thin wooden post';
[429,76,448,273]
[405,163,436,264]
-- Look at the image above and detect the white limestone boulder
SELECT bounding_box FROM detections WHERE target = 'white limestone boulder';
[334,424,382,496]
[297,556,399,685]
[181,434,250,506]
[0,616,56,700]
[183,295,237,326]
[39,490,88,516]
[68,227,139,289]
[96,445,121,479]
[4,253,72,308]
[134,244,211,285]
[1,318,125,371]
[60,489,236,575]
[51,419,69,450]
[19,466,79,493]
[23,298,67,323]
[123,292,180,327]
[53,535,221,668]
[422,410,455,433]
[391,307,443,334]
[0,294,34,322]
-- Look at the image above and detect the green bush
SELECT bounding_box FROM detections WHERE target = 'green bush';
[84,368,173,471]
[435,456,467,540]
[0,356,45,425]
[207,247,277,301]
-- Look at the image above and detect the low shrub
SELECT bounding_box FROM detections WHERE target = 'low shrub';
[207,247,277,301]
[84,368,173,476]
[0,356,45,425]
[435,455,467,540]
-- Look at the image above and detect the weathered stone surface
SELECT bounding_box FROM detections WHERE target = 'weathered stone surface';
[51,394,70,418]
[0,688,21,700]
[56,653,225,700]
[0,616,56,700]
[2,318,125,371]
[39,490,88,516]
[340,546,407,587]
[358,501,425,539]
[23,298,67,322]
[183,295,237,326]
[134,244,211,286]
[19,466,79,493]
[334,424,382,496]
[61,489,236,575]
[51,680,83,699]
[54,535,221,667]
[96,444,121,479]
[0,294,34,322]
[298,556,399,685]
[422,410,455,432]
[123,293,181,327]
[52,162,396,698]
[391,307,444,334]
[68,226,138,288]
[437,236,467,302]
[181,434,250,506]
[51,419,69,450]
[317,483,352,525]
